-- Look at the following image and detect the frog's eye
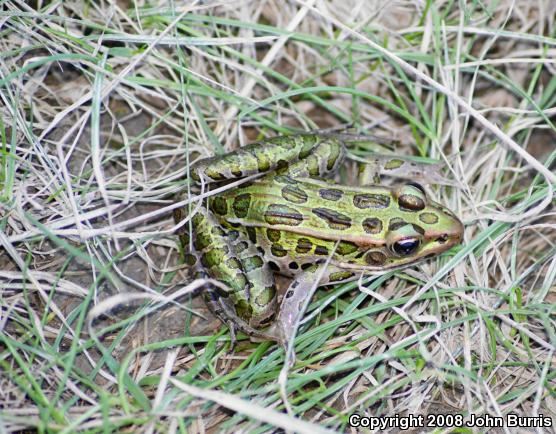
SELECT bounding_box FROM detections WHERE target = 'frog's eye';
[397,183,426,211]
[386,223,423,257]
[392,238,421,256]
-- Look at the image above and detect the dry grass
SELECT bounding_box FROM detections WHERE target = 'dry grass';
[1,0,555,432]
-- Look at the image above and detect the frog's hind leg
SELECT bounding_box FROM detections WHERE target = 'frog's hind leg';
[192,270,239,345]
[223,226,279,333]
[191,134,347,183]
[282,134,347,179]
[202,286,272,349]
[188,208,279,345]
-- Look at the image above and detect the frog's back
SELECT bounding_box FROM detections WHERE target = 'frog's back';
[209,176,463,273]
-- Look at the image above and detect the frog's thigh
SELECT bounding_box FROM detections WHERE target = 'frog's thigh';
[192,209,279,337]
[285,136,346,178]
[190,208,250,298]
[231,229,277,327]
[193,209,277,323]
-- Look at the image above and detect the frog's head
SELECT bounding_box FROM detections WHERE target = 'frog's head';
[348,182,463,271]
[379,182,463,268]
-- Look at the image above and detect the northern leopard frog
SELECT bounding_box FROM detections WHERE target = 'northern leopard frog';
[174,133,463,347]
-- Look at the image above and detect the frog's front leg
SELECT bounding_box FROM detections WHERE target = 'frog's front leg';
[269,263,353,350]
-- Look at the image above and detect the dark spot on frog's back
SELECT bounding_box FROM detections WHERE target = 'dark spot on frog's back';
[191,213,205,227]
[194,232,211,250]
[281,185,308,204]
[258,158,270,172]
[318,188,343,201]
[398,194,425,211]
[178,232,190,247]
[271,243,288,257]
[184,253,197,266]
[389,217,407,231]
[419,212,439,225]
[353,193,390,209]
[276,159,288,171]
[232,193,251,218]
[301,263,319,272]
[336,240,359,255]
[235,299,253,319]
[246,148,271,173]
[264,204,304,226]
[314,245,329,256]
[307,155,320,176]
[266,228,281,243]
[298,139,314,159]
[231,165,243,177]
[362,217,382,234]
[296,238,313,254]
[312,208,352,230]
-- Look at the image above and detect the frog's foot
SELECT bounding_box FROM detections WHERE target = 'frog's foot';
[206,288,281,346]
[222,318,279,350]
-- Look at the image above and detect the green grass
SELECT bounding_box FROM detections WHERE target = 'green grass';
[1,1,555,432]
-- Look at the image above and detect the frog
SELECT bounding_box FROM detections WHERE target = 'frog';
[174,133,464,349]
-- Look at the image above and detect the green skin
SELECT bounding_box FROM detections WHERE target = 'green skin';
[175,134,464,346]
